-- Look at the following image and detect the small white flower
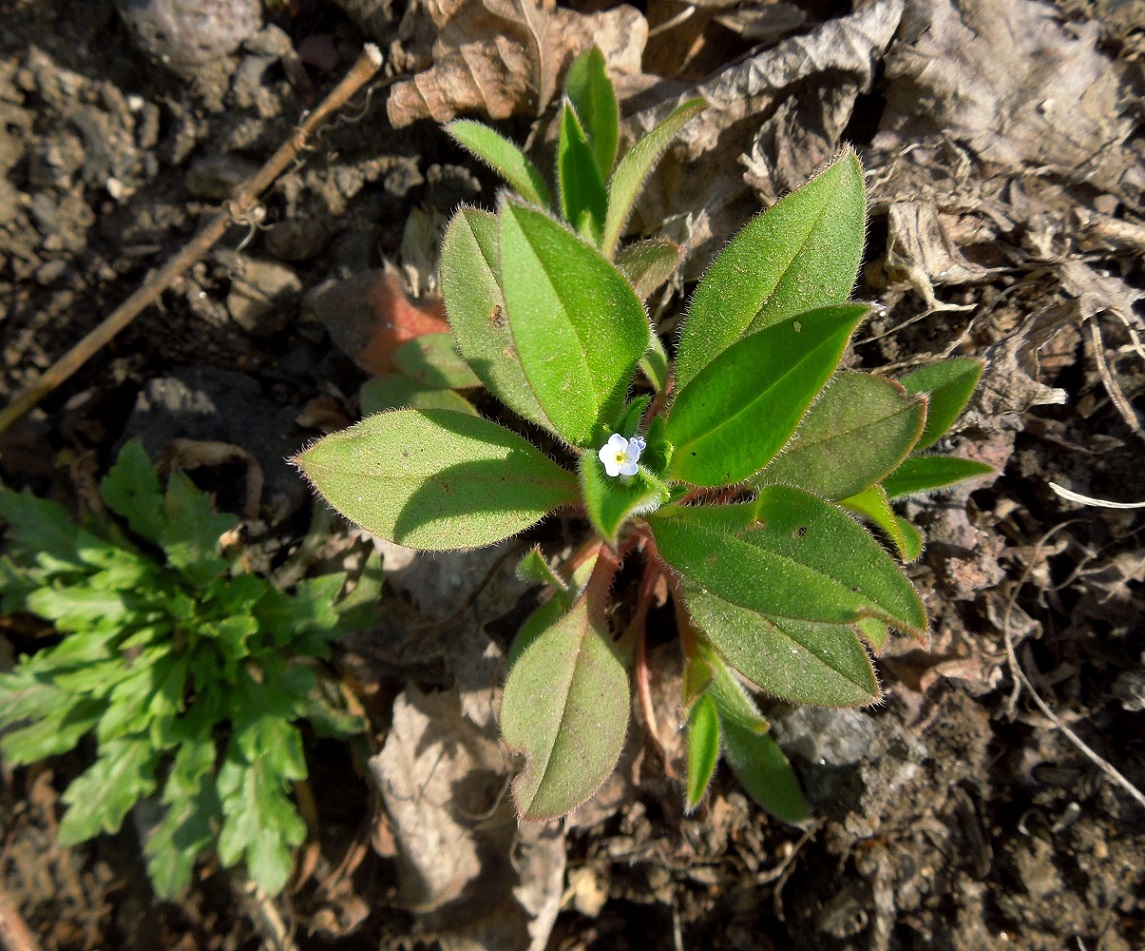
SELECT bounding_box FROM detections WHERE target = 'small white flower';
[598,433,645,478]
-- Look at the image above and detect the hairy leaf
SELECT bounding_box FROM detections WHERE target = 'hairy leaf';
[564,46,618,182]
[666,306,866,487]
[439,207,552,430]
[501,593,629,820]
[579,452,666,545]
[882,455,994,499]
[675,148,866,392]
[602,98,706,258]
[651,490,927,636]
[558,102,607,244]
[500,200,650,447]
[756,372,926,499]
[722,722,808,824]
[446,120,552,208]
[899,358,983,450]
[394,333,482,389]
[615,238,684,302]
[360,374,477,417]
[296,409,577,550]
[685,584,881,706]
[686,693,720,811]
[840,484,915,562]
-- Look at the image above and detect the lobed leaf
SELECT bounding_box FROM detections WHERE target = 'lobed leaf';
[899,358,983,450]
[57,735,158,844]
[882,455,994,499]
[665,306,866,487]
[500,200,650,447]
[159,471,236,588]
[100,439,166,542]
[686,693,720,811]
[601,98,706,258]
[446,120,552,208]
[563,47,619,183]
[440,207,552,430]
[755,372,926,499]
[674,148,866,392]
[500,592,629,820]
[295,409,578,551]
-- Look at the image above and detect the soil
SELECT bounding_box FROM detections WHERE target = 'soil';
[1,1,1143,950]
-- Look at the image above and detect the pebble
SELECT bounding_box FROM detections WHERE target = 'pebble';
[114,0,263,79]
[184,153,259,200]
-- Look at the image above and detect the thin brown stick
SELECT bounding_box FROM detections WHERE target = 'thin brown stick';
[0,45,384,437]
[1002,524,1145,811]
[0,889,43,951]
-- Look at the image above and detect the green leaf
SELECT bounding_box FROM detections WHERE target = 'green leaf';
[0,485,85,570]
[144,734,221,898]
[564,46,619,183]
[557,102,607,244]
[722,722,807,825]
[674,148,866,393]
[296,409,578,550]
[0,696,104,763]
[394,333,482,389]
[360,374,478,417]
[439,207,552,430]
[686,693,720,811]
[446,120,552,208]
[516,547,567,592]
[500,200,650,447]
[57,735,158,844]
[639,336,670,393]
[500,592,630,820]
[899,358,983,450]
[100,439,166,542]
[217,714,307,895]
[895,519,924,563]
[615,238,684,301]
[755,373,926,499]
[665,306,866,487]
[578,452,666,545]
[840,484,915,562]
[25,585,133,634]
[684,584,880,706]
[700,647,770,733]
[651,490,927,636]
[159,471,236,587]
[601,97,706,258]
[882,456,995,499]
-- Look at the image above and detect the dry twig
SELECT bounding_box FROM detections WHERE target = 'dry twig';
[0,45,384,437]
[0,889,43,951]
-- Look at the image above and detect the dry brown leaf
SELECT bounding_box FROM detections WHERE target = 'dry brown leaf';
[307,269,450,375]
[387,0,646,126]
[876,0,1140,197]
[625,0,904,279]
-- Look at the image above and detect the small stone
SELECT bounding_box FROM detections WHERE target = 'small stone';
[185,153,258,200]
[114,0,263,80]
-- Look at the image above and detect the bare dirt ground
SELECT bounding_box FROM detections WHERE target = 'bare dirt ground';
[1,0,1143,949]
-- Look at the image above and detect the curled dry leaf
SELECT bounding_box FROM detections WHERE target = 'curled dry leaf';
[875,0,1139,196]
[625,0,903,279]
[387,0,647,127]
